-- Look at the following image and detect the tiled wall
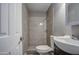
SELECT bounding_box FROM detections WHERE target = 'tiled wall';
[22,4,29,53]
[29,12,47,46]
[46,4,53,46]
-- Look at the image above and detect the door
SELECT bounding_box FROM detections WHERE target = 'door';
[8,3,22,55]
[0,3,22,55]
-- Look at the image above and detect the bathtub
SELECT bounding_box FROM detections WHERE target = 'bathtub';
[54,36,79,54]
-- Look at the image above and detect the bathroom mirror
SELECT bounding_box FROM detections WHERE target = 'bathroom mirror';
[67,3,79,38]
[71,25,79,40]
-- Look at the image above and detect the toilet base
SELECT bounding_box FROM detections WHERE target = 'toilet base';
[36,45,53,55]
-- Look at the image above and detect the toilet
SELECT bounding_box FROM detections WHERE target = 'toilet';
[35,35,54,54]
[36,45,53,54]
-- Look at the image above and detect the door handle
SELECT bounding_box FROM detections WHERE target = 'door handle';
[18,37,23,44]
[20,37,22,41]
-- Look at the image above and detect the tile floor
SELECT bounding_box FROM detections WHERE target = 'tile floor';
[24,44,72,55]
[54,44,71,55]
[26,51,54,55]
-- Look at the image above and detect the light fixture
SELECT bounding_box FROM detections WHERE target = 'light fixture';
[39,23,43,26]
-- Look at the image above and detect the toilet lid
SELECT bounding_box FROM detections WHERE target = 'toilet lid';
[36,45,50,50]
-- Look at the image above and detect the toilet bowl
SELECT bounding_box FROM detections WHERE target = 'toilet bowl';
[35,45,53,54]
[35,35,54,54]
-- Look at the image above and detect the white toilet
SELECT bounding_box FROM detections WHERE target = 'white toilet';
[36,45,53,54]
[35,35,54,54]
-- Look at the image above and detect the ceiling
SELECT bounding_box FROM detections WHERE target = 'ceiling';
[26,3,51,13]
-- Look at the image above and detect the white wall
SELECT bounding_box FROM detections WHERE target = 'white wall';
[65,4,72,36]
[29,12,47,46]
[22,4,29,53]
[30,12,46,17]
[53,3,66,36]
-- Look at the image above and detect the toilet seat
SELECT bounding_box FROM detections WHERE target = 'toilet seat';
[36,45,52,54]
[36,45,50,50]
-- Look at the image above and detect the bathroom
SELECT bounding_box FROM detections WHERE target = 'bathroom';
[0,3,79,55]
[22,3,54,55]
[22,3,68,55]
[22,3,79,55]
